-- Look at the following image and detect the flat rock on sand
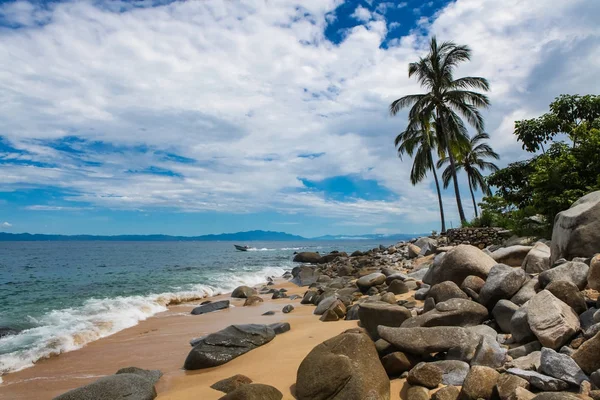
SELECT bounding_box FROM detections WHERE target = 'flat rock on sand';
[53,373,157,400]
[295,332,390,400]
[184,324,276,370]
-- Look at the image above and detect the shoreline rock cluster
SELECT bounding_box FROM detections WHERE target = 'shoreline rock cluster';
[52,191,600,400]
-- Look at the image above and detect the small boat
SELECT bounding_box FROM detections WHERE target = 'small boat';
[234,245,251,251]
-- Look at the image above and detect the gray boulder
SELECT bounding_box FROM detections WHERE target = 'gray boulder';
[53,373,157,400]
[538,261,589,291]
[550,190,600,265]
[426,281,468,303]
[423,244,497,286]
[510,304,536,343]
[539,347,588,386]
[479,264,529,309]
[506,368,569,391]
[356,273,386,292]
[314,296,338,315]
[415,237,438,249]
[184,324,275,370]
[191,300,230,315]
[522,242,551,273]
[231,286,257,299]
[526,290,580,349]
[429,360,470,386]
[295,332,389,400]
[387,279,409,295]
[358,302,411,340]
[511,277,540,306]
[401,298,488,328]
[493,299,520,333]
[460,275,486,294]
[291,266,320,286]
[492,245,533,267]
[472,332,507,368]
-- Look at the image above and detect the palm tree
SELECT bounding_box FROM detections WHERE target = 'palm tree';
[395,114,447,233]
[389,37,491,224]
[438,133,500,218]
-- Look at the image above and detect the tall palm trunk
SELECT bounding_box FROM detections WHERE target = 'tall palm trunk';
[468,177,478,218]
[431,161,446,233]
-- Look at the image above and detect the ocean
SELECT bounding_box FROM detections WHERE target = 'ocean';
[0,239,402,377]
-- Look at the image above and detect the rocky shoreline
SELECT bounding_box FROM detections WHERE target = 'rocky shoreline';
[46,192,600,399]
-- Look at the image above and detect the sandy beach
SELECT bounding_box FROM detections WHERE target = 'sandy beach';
[0,279,411,400]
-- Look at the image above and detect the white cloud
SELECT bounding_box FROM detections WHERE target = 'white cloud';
[2,222,12,228]
[0,0,598,231]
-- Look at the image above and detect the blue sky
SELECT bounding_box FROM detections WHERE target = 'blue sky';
[1,0,599,236]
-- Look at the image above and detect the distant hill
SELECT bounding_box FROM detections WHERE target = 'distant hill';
[0,230,423,242]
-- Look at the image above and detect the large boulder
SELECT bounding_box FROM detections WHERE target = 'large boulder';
[539,347,588,386]
[401,298,488,328]
[492,245,533,267]
[407,362,443,389]
[184,324,275,370]
[459,366,500,400]
[408,243,421,259]
[493,299,520,333]
[291,266,320,286]
[550,190,600,265]
[293,252,322,263]
[538,261,589,290]
[356,273,386,292]
[545,280,587,315]
[423,245,497,286]
[219,383,283,400]
[588,254,600,291]
[522,242,551,273]
[511,278,540,306]
[478,264,529,309]
[358,302,411,340]
[54,372,158,400]
[526,290,580,349]
[572,331,600,374]
[191,300,230,315]
[378,326,481,362]
[295,332,390,400]
[426,281,468,303]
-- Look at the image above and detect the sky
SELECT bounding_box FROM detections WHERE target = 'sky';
[0,0,599,237]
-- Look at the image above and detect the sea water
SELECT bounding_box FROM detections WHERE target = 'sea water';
[0,239,400,376]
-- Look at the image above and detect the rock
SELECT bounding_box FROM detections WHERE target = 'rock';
[401,298,488,328]
[381,292,397,304]
[211,375,253,394]
[461,275,486,294]
[350,250,363,257]
[472,331,508,368]
[388,279,409,295]
[191,300,230,315]
[114,367,161,384]
[530,394,580,400]
[429,360,470,386]
[314,296,338,315]
[479,264,529,309]
[243,296,264,307]
[492,245,534,267]
[381,351,414,376]
[432,385,460,400]
[282,305,294,314]
[356,272,386,292]
[426,281,468,303]
[419,242,439,257]
[262,311,275,316]
[573,332,600,374]
[588,254,600,291]
[406,386,429,400]
[522,242,551,273]
[459,365,500,400]
[510,305,536,343]
[527,290,580,349]
[539,347,588,386]
[546,280,587,315]
[218,383,283,400]
[496,373,530,400]
[539,261,589,291]
[319,309,340,322]
[408,243,421,258]
[0,327,19,338]
[508,342,542,360]
[378,326,481,362]
[550,191,600,265]
[184,324,275,370]
[291,266,320,286]
[506,368,569,391]
[345,304,360,320]
[415,287,430,300]
[358,302,412,340]
[493,300,520,333]
[271,290,288,300]
[53,373,158,400]
[511,278,540,306]
[295,332,390,400]
[301,290,318,304]
[232,286,257,299]
[293,252,322,263]
[407,362,443,389]
[581,308,599,330]
[423,244,497,286]
[269,322,291,335]
[415,237,438,249]
[409,268,430,281]
[509,351,542,371]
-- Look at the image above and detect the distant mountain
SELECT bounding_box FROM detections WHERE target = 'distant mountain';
[0,230,306,242]
[0,230,423,242]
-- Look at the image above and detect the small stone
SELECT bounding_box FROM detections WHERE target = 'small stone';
[496,373,530,400]
[282,305,294,314]
[211,374,252,394]
[407,362,443,389]
[432,385,460,400]
[459,365,500,400]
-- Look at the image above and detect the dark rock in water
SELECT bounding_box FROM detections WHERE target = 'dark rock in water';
[407,362,443,389]
[262,311,275,316]
[350,250,363,257]
[291,266,320,286]
[426,281,468,303]
[295,332,390,400]
[282,305,294,314]
[218,383,283,400]
[268,322,290,335]
[402,298,488,328]
[191,300,230,315]
[184,324,276,370]
[53,373,157,400]
[0,327,19,338]
[545,280,587,315]
[231,286,257,299]
[211,374,253,394]
[358,302,412,340]
[115,367,162,385]
[478,264,529,309]
[293,252,321,263]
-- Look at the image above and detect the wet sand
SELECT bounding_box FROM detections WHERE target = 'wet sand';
[0,280,413,400]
